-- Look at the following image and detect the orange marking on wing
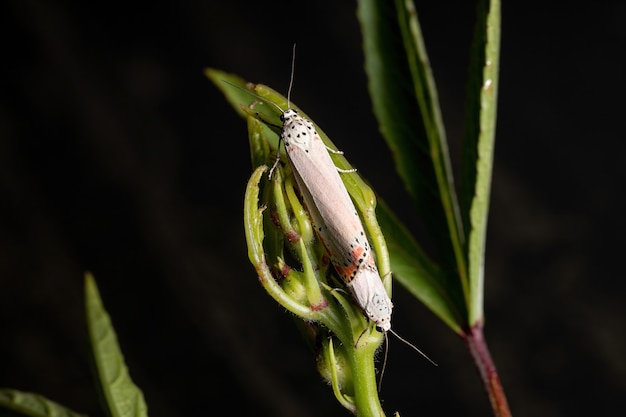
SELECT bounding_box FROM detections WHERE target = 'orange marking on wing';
[351,246,366,260]
[333,263,358,284]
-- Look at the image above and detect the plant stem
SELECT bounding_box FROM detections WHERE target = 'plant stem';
[349,340,386,417]
[463,322,511,417]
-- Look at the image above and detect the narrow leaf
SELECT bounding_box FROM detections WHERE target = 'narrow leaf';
[204,68,252,118]
[460,0,501,325]
[0,389,86,417]
[377,202,465,333]
[392,0,467,277]
[85,273,148,417]
[357,0,468,327]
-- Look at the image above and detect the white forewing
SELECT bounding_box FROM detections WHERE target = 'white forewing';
[280,109,393,331]
[347,266,393,332]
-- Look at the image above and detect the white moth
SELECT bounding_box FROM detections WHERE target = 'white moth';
[276,108,394,332]
[274,100,435,366]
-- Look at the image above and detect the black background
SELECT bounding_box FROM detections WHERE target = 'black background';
[1,1,625,416]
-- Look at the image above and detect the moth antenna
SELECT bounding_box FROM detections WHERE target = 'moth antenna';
[388,328,438,366]
[287,43,296,109]
[378,331,389,391]
[220,80,284,114]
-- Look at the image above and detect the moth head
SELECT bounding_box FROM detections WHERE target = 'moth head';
[280,108,298,122]
[376,320,391,333]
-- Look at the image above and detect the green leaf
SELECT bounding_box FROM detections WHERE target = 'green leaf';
[246,114,272,170]
[0,389,86,417]
[357,0,468,330]
[204,68,252,118]
[460,0,501,325]
[85,273,148,417]
[376,202,465,333]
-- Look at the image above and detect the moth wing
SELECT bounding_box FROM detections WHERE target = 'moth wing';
[347,266,393,330]
[287,132,365,262]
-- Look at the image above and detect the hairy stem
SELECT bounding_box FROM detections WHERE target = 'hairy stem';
[349,340,386,417]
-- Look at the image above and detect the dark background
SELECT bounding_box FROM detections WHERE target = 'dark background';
[1,1,625,416]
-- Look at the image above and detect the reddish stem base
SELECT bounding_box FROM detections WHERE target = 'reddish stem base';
[463,321,512,417]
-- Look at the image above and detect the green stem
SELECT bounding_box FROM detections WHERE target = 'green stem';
[349,340,386,417]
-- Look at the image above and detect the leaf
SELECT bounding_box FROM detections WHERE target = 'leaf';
[246,114,272,170]
[376,202,465,334]
[357,0,468,330]
[460,0,501,325]
[85,273,148,417]
[203,68,252,119]
[0,389,86,417]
